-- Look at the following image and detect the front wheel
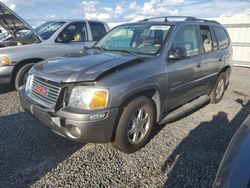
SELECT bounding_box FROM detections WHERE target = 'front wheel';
[210,73,226,104]
[113,96,155,154]
[14,63,34,90]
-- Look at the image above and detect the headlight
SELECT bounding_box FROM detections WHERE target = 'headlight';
[0,56,10,65]
[68,86,109,110]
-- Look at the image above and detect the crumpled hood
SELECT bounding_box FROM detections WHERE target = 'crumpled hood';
[31,52,140,83]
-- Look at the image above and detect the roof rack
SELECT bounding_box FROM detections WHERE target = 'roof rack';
[187,17,220,24]
[140,16,220,25]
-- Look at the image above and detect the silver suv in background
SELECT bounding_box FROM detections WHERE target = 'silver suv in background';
[0,2,109,90]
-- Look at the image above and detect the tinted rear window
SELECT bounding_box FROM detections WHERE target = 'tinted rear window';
[89,22,107,41]
[213,27,229,49]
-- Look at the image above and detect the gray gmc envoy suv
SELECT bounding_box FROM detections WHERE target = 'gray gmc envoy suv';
[20,16,232,153]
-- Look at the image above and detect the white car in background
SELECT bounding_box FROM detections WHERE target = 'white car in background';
[0,2,109,90]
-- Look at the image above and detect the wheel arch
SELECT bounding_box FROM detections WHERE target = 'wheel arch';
[219,65,231,86]
[111,88,162,141]
[12,58,44,82]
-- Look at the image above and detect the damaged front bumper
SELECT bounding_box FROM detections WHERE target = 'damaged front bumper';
[19,86,119,143]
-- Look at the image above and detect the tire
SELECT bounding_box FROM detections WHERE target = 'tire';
[210,73,226,104]
[113,96,156,154]
[14,63,34,90]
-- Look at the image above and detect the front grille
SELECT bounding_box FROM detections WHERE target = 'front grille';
[30,76,61,108]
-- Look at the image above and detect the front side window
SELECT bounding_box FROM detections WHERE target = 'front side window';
[213,27,229,49]
[57,22,87,43]
[89,22,107,41]
[95,24,171,55]
[200,25,213,53]
[35,21,65,40]
[171,25,200,58]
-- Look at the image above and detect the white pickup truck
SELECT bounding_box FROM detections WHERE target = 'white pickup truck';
[0,2,109,90]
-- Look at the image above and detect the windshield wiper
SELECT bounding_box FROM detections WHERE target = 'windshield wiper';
[102,49,140,57]
[91,46,106,52]
[91,47,147,57]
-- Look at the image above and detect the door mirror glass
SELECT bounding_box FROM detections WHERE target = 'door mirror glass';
[56,33,71,43]
[169,47,187,60]
[82,46,89,51]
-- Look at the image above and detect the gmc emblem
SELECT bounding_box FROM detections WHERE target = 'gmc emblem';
[34,84,48,97]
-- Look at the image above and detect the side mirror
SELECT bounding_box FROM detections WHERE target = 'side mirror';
[82,46,89,51]
[56,33,71,43]
[169,47,187,60]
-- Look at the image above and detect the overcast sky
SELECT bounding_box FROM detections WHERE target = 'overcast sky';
[2,0,250,25]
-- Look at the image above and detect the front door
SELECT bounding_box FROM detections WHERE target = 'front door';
[166,25,203,110]
[57,21,94,50]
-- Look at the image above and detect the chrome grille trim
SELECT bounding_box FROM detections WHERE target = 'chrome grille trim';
[29,76,61,108]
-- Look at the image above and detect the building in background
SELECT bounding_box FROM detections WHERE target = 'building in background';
[216,14,250,67]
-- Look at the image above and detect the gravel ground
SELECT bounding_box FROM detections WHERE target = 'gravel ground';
[0,67,249,188]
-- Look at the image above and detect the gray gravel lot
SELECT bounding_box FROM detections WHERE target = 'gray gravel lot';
[0,67,249,188]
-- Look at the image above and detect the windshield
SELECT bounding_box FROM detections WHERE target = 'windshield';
[25,21,65,40]
[95,24,171,55]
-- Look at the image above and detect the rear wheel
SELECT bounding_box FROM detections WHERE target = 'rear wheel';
[14,63,34,90]
[113,96,155,154]
[210,73,226,104]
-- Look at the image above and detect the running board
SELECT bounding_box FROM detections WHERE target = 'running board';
[159,95,210,124]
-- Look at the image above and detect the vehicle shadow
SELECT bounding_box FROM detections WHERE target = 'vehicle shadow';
[0,84,15,94]
[161,99,250,188]
[0,112,84,187]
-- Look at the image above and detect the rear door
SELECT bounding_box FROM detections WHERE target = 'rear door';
[197,25,228,93]
[196,25,220,94]
[166,24,203,110]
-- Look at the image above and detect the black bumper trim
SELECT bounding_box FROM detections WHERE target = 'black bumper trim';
[19,86,119,143]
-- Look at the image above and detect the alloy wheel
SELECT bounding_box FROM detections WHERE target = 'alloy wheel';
[215,78,225,100]
[127,107,150,145]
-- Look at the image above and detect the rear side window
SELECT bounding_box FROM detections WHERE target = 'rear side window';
[200,26,213,53]
[89,22,107,41]
[172,25,200,57]
[213,27,229,49]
